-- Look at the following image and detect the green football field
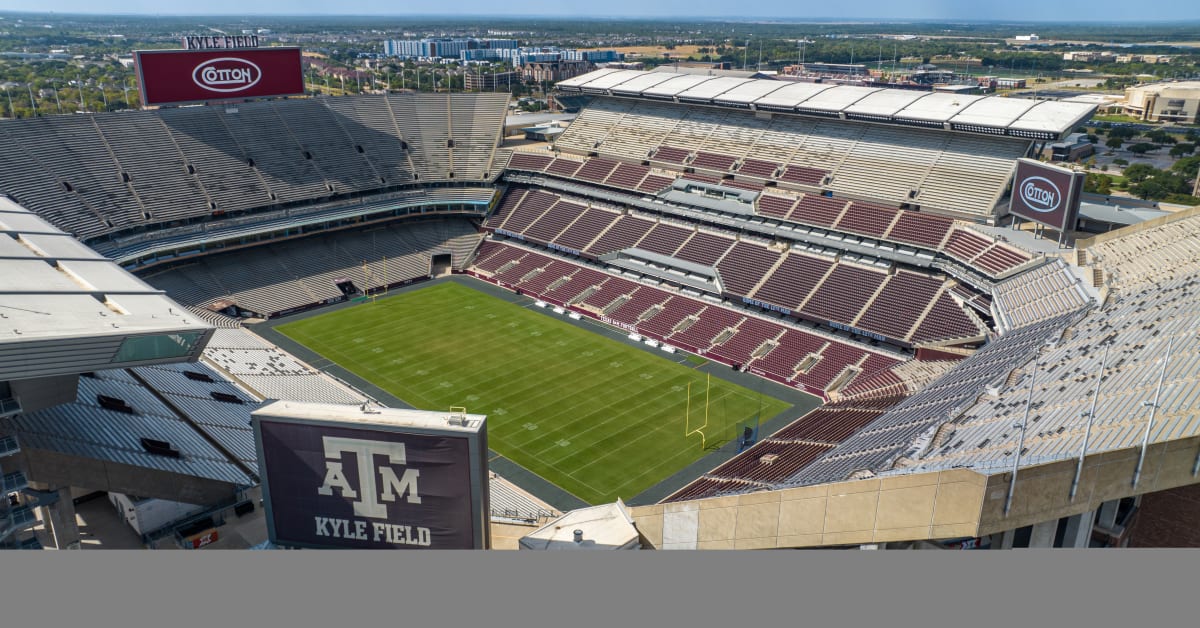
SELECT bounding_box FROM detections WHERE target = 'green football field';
[275,281,792,505]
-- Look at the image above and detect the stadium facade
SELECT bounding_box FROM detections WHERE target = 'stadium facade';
[2,65,1199,550]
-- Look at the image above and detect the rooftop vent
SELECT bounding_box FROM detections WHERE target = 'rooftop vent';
[97,394,134,414]
[140,437,181,458]
[210,391,244,405]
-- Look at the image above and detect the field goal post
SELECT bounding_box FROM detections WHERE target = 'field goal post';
[362,260,376,303]
[361,257,390,303]
[684,373,712,450]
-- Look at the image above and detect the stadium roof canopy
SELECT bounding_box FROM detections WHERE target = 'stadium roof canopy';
[0,196,211,380]
[609,71,679,96]
[558,69,1097,140]
[712,79,791,107]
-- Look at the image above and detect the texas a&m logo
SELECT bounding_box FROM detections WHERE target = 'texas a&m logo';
[317,436,422,519]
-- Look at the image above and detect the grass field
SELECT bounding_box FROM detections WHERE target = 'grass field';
[275,281,792,504]
[592,45,710,59]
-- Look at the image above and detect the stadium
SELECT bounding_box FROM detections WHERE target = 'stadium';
[2,59,1198,551]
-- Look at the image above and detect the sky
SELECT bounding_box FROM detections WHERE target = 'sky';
[1,1,1198,23]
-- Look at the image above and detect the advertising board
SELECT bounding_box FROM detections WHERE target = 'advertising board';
[134,47,304,107]
[1009,158,1085,233]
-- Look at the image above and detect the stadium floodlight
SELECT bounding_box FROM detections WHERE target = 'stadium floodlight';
[1133,337,1174,488]
[1005,353,1042,516]
[1072,344,1108,501]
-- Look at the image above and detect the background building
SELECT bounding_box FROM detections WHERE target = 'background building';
[384,38,518,59]
[1122,81,1200,123]
[523,59,590,83]
[1047,133,1096,162]
[465,70,520,91]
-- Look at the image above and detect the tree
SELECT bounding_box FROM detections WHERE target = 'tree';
[1113,158,1129,166]
[1127,142,1159,155]
[1106,137,1125,149]
[1086,134,1099,144]
[1125,164,1193,201]
[1124,163,1158,183]
[1084,172,1113,195]
[1172,156,1200,179]
[1169,143,1195,157]
[1107,127,1138,140]
[1131,178,1168,200]
[1146,130,1176,145]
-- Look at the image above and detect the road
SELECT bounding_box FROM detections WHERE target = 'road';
[1091,121,1198,133]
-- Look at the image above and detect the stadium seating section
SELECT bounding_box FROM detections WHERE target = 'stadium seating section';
[663,359,962,502]
[0,93,508,242]
[504,152,1035,279]
[144,219,480,318]
[991,257,1092,330]
[552,97,1030,217]
[469,239,908,397]
[481,185,989,346]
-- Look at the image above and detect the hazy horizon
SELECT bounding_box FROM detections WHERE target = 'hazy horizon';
[1,2,1198,23]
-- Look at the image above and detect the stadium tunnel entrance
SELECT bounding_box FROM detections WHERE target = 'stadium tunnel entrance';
[334,278,361,298]
[431,252,454,277]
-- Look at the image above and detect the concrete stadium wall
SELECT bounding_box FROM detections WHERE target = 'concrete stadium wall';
[628,469,989,549]
[977,435,1200,537]
[1076,204,1200,250]
[628,434,1200,549]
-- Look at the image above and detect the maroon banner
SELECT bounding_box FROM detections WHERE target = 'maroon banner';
[257,419,476,549]
[1009,158,1085,232]
[187,529,219,549]
[135,47,303,107]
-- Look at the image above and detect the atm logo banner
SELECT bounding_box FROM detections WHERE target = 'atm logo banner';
[135,47,303,106]
[257,419,475,549]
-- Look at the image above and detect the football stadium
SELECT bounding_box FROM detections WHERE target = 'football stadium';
[3,55,1200,550]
